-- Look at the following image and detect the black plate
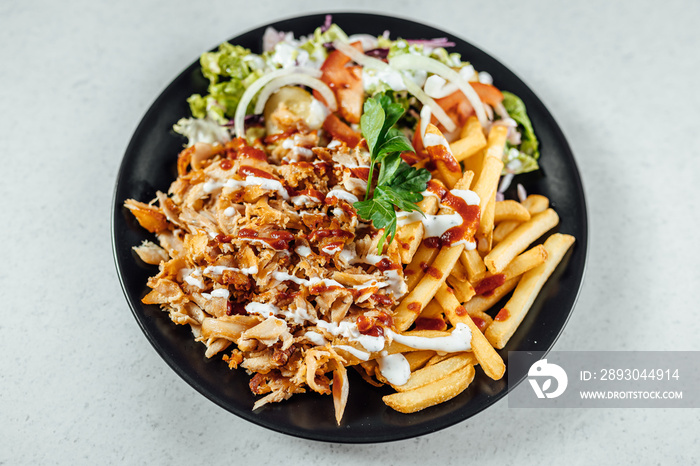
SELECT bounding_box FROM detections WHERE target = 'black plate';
[112,13,588,443]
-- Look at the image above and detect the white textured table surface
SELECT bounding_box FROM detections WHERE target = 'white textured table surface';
[2,0,698,464]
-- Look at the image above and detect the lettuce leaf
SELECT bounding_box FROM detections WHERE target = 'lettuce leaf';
[188,43,261,120]
[503,146,539,174]
[300,23,348,54]
[429,47,464,68]
[200,43,253,83]
[502,91,539,159]
[187,94,226,123]
[294,23,348,67]
[501,91,540,174]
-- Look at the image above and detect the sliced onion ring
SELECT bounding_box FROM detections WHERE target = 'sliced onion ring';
[234,67,322,138]
[389,54,488,127]
[253,74,337,116]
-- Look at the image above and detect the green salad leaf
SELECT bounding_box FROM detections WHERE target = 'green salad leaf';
[502,91,540,174]
[187,43,263,121]
[298,23,348,59]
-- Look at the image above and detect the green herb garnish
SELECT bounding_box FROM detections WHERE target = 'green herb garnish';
[353,93,431,253]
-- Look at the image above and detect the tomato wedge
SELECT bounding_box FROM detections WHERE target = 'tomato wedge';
[410,123,428,160]
[335,65,363,124]
[470,82,504,107]
[433,91,474,130]
[429,83,504,132]
[314,41,364,124]
[323,113,360,148]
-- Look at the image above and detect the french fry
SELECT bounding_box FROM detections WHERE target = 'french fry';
[476,194,495,254]
[394,222,425,265]
[355,362,383,387]
[450,116,487,162]
[485,234,576,349]
[461,277,519,315]
[403,170,474,294]
[382,364,475,413]
[425,353,452,366]
[412,158,430,170]
[414,301,448,330]
[403,350,437,372]
[450,259,468,282]
[446,274,475,303]
[493,221,520,244]
[435,284,506,380]
[424,124,462,189]
[484,209,559,273]
[395,169,477,330]
[425,351,477,367]
[425,351,468,367]
[429,169,449,188]
[394,245,463,331]
[472,245,548,296]
[394,353,475,392]
[404,243,440,291]
[419,299,444,319]
[394,195,439,264]
[501,245,548,280]
[460,249,487,283]
[462,153,483,183]
[522,194,550,214]
[373,364,390,385]
[494,200,531,223]
[494,194,549,243]
[459,116,479,139]
[472,127,507,254]
[462,125,508,180]
[454,170,475,191]
[484,125,509,161]
[472,155,504,216]
[469,310,493,333]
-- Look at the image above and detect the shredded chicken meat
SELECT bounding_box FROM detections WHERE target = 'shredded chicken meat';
[125,114,411,423]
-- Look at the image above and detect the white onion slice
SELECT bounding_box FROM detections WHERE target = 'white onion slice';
[346,34,378,50]
[333,40,387,69]
[419,105,431,140]
[498,173,515,193]
[389,54,488,127]
[234,67,322,138]
[333,40,455,132]
[401,77,456,132]
[253,74,337,115]
[517,183,527,203]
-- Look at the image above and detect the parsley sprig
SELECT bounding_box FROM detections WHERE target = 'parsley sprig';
[353,94,431,253]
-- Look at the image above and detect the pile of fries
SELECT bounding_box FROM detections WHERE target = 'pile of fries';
[124,107,574,421]
[360,117,575,413]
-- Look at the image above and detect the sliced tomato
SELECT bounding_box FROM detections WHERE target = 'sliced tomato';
[470,82,504,107]
[410,121,428,160]
[432,91,474,130]
[323,113,360,148]
[335,65,363,124]
[429,83,504,131]
[314,41,364,124]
